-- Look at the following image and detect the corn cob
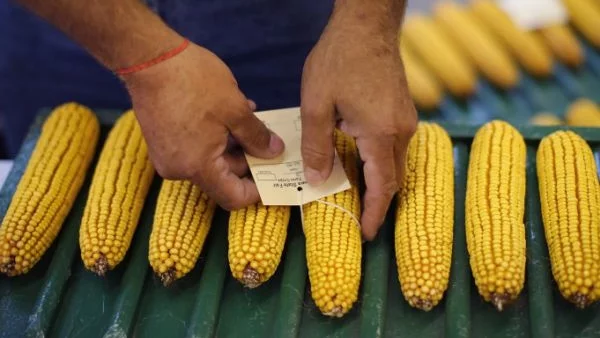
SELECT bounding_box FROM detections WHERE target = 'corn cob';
[395,122,454,311]
[530,113,563,126]
[228,203,290,288]
[562,0,600,48]
[465,120,527,311]
[303,130,362,317]
[149,180,216,286]
[565,98,600,127]
[80,110,154,276]
[399,40,443,111]
[0,103,99,276]
[402,14,477,98]
[469,0,553,77]
[433,1,519,89]
[538,24,584,68]
[537,131,600,308]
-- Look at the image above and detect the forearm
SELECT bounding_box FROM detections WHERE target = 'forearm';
[15,0,183,70]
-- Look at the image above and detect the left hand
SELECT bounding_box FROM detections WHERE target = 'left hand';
[300,4,418,241]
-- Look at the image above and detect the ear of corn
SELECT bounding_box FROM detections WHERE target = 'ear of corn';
[402,14,477,97]
[399,40,443,111]
[469,0,553,77]
[228,203,290,288]
[303,130,362,317]
[562,0,600,48]
[530,113,563,126]
[433,1,519,89]
[0,103,99,276]
[149,179,216,286]
[395,122,454,311]
[538,24,584,68]
[80,110,155,276]
[465,120,527,311]
[537,130,600,308]
[565,98,600,127]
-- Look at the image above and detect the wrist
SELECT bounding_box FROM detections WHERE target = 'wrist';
[78,1,185,71]
[100,23,184,72]
[114,38,189,77]
[109,30,185,73]
[331,0,405,37]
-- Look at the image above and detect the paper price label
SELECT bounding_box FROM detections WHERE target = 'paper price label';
[498,0,568,30]
[244,107,351,206]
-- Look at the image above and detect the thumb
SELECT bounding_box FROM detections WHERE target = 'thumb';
[300,101,336,186]
[227,98,285,159]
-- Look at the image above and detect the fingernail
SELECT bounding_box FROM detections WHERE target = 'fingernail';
[269,132,285,154]
[304,167,326,186]
[247,99,257,111]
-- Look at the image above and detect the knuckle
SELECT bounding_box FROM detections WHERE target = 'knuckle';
[245,127,270,148]
[301,142,332,164]
[225,104,251,126]
[153,162,178,179]
[381,180,399,197]
[149,146,200,180]
[226,109,246,125]
[377,103,418,138]
[402,116,418,137]
[154,159,197,180]
[178,163,198,179]
[217,199,235,211]
[218,196,245,211]
[382,119,417,139]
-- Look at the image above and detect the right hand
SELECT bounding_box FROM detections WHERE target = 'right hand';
[121,40,285,210]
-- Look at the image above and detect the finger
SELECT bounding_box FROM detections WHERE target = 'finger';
[356,136,398,241]
[226,96,284,159]
[194,155,261,210]
[394,137,409,188]
[300,99,336,186]
[224,153,250,177]
[394,118,417,188]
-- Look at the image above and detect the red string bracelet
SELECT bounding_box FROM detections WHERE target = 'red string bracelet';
[115,39,190,76]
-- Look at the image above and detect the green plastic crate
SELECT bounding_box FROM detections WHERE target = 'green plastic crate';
[0,109,599,338]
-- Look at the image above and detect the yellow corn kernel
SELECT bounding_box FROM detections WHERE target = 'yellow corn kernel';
[303,130,362,317]
[399,40,443,111]
[465,120,527,311]
[537,130,600,308]
[80,110,154,276]
[538,24,584,68]
[402,14,477,97]
[530,113,563,126]
[149,179,216,286]
[470,0,553,77]
[0,102,99,276]
[228,203,290,288]
[565,98,600,127]
[562,0,600,48]
[433,1,519,89]
[395,122,454,311]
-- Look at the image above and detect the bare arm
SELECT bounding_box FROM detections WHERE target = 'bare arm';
[14,0,285,211]
[16,0,182,70]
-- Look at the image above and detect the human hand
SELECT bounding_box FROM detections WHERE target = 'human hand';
[122,40,285,210]
[301,4,418,240]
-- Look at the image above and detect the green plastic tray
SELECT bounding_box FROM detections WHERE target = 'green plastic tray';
[0,109,599,338]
